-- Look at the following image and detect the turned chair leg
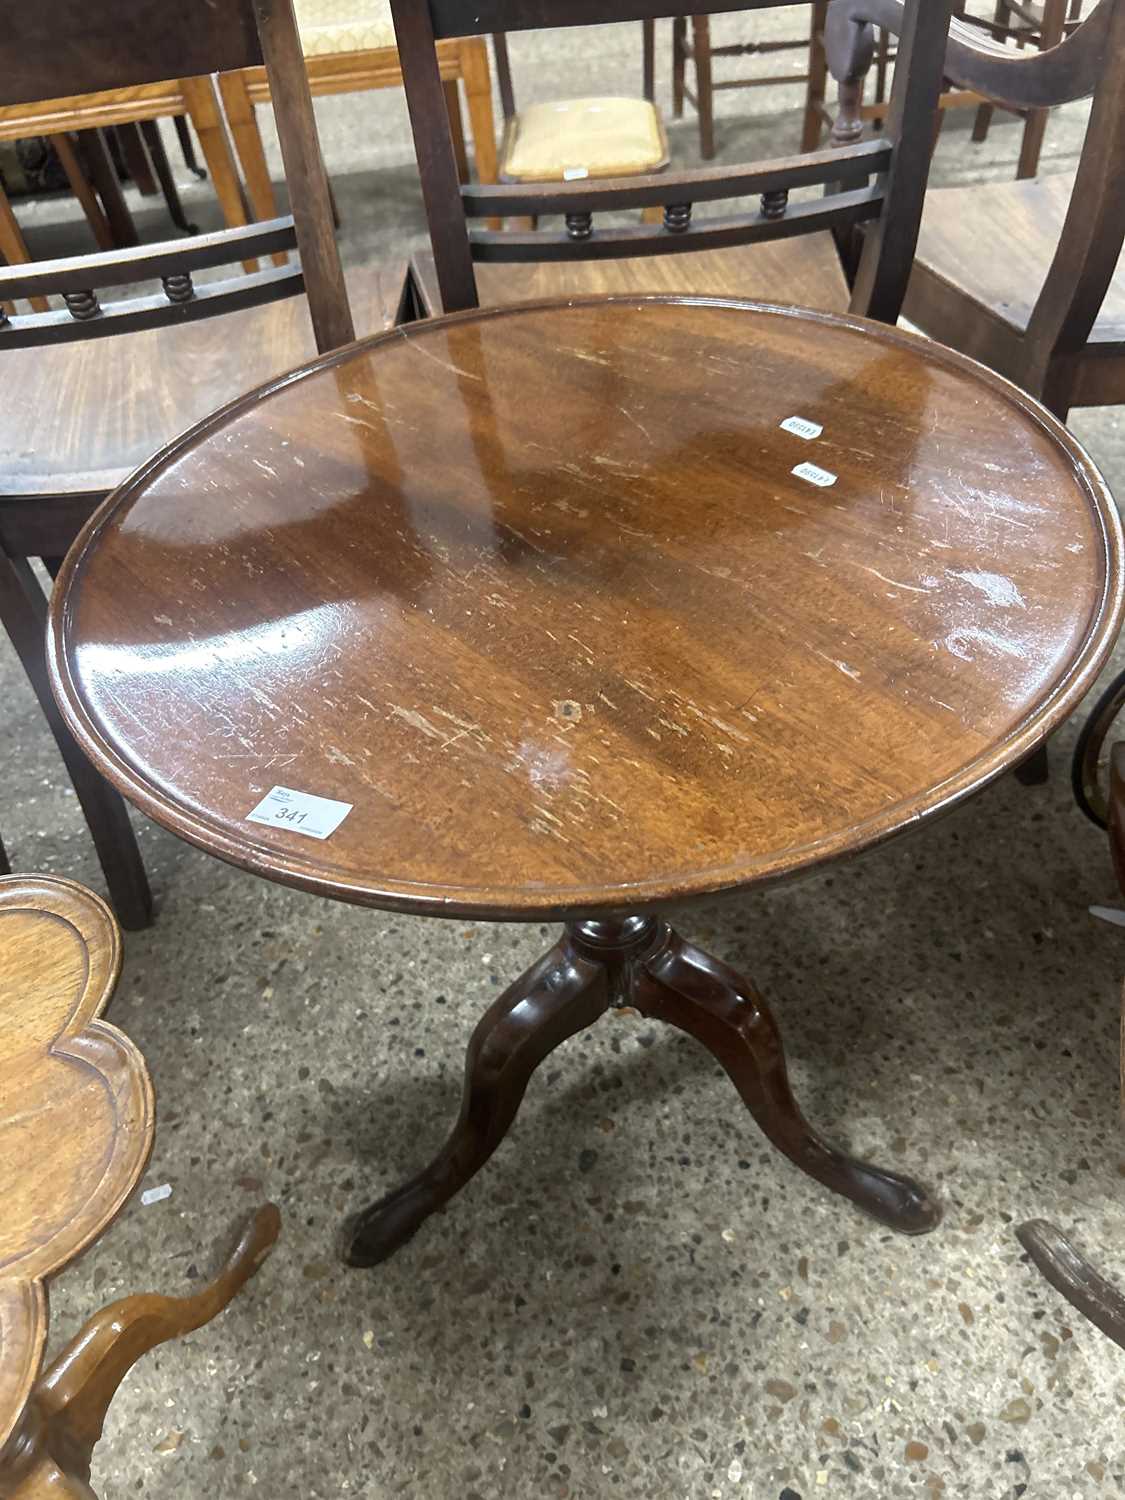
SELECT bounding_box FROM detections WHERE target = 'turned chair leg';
[632,930,940,1233]
[341,938,612,1265]
[0,552,152,930]
[28,1207,280,1489]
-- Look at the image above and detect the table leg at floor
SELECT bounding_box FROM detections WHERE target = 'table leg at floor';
[340,935,613,1266]
[632,926,940,1234]
[341,914,939,1267]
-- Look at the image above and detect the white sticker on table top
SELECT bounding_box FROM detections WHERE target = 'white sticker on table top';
[562,166,589,180]
[792,461,837,488]
[780,415,823,441]
[246,785,353,841]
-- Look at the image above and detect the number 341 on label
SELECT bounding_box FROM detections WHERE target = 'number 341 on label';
[246,785,353,840]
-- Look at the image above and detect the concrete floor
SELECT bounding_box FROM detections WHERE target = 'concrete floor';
[8,12,1125,1498]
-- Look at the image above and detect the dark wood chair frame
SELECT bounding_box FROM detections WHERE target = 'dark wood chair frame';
[0,0,355,928]
[829,0,1125,799]
[390,0,955,324]
[828,0,1125,420]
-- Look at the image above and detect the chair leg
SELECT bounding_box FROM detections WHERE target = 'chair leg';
[691,14,716,159]
[139,120,197,235]
[642,18,655,102]
[873,25,891,109]
[459,38,499,185]
[77,129,138,248]
[173,113,207,178]
[1016,0,1067,178]
[443,79,471,184]
[1014,741,1050,785]
[0,552,152,930]
[801,0,829,152]
[458,38,501,229]
[672,16,687,118]
[113,123,158,196]
[971,1,1007,143]
[49,132,115,253]
[215,72,286,265]
[179,75,257,273]
[0,182,49,314]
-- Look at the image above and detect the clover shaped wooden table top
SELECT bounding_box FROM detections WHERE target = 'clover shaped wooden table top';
[47,296,1124,921]
[0,875,153,1461]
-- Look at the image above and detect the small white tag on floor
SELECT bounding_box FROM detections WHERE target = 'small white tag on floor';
[780,415,823,440]
[247,785,353,840]
[1090,904,1125,928]
[141,1183,172,1206]
[792,460,837,488]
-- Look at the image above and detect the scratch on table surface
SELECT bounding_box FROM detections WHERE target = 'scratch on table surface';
[388,704,443,739]
[401,333,483,381]
[855,563,935,593]
[333,412,380,433]
[617,406,653,443]
[814,650,862,681]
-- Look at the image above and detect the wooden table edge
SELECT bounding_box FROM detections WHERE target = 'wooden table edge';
[45,295,1125,921]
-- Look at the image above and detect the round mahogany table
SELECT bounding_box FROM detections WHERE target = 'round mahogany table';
[48,296,1124,1266]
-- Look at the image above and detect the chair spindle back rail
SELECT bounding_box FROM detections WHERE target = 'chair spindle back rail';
[389,0,954,317]
[0,0,352,352]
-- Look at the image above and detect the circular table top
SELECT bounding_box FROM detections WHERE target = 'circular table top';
[49,296,1123,920]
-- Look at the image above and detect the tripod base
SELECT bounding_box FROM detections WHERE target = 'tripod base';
[341,917,939,1267]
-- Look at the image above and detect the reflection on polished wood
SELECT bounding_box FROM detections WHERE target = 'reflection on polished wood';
[0,874,279,1495]
[47,294,1124,1260]
[50,297,1123,920]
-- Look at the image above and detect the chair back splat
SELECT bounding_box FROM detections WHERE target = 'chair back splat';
[0,0,353,352]
[389,0,953,316]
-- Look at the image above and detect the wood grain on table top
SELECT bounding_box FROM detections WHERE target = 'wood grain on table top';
[48,296,1124,919]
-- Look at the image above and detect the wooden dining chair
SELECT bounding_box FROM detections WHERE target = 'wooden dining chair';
[216,0,500,230]
[0,873,280,1496]
[647,4,829,160]
[0,75,257,272]
[814,0,1079,175]
[390,0,951,327]
[828,0,1125,423]
[0,0,402,930]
